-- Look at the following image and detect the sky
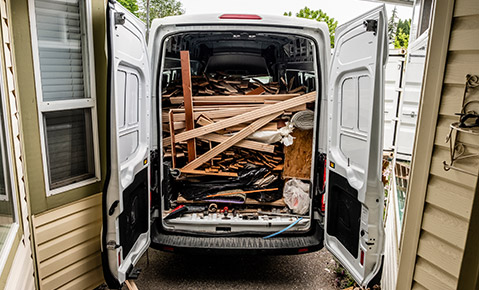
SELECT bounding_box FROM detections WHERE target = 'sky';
[180,0,412,25]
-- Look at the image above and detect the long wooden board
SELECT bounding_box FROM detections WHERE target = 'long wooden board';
[174,91,316,143]
[162,104,307,122]
[182,112,282,170]
[199,133,275,153]
[169,93,300,104]
[168,110,177,168]
[180,51,196,162]
[180,169,238,177]
[176,196,286,207]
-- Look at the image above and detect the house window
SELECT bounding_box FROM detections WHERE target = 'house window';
[31,0,99,195]
[0,66,19,273]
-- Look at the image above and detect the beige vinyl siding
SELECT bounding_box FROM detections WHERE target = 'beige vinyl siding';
[4,241,35,290]
[408,0,479,288]
[32,193,103,290]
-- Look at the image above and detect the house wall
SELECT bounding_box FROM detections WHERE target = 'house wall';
[396,0,479,289]
[0,0,36,288]
[6,0,109,288]
[32,193,103,290]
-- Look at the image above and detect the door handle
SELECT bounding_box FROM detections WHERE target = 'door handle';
[402,111,417,118]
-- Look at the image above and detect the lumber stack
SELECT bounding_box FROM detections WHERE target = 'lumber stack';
[162,51,316,177]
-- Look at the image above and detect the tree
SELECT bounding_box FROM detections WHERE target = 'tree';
[387,7,398,42]
[387,7,411,49]
[117,0,139,16]
[138,0,185,26]
[284,7,338,48]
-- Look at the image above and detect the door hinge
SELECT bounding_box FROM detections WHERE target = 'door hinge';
[106,240,120,250]
[363,19,378,35]
[115,12,126,25]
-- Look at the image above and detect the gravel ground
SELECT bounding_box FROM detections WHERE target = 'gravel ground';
[132,248,340,290]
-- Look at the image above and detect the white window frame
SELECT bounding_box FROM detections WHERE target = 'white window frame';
[0,55,20,274]
[28,0,101,196]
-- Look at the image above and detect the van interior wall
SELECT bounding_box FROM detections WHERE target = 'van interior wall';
[156,31,319,233]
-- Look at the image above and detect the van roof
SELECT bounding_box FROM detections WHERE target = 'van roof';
[151,13,329,31]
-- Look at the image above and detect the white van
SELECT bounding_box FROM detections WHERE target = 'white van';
[101,2,388,289]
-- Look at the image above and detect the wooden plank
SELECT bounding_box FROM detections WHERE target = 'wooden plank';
[180,169,238,177]
[126,280,139,290]
[169,110,177,167]
[283,129,313,179]
[169,93,300,104]
[177,196,286,207]
[163,104,305,123]
[180,50,196,162]
[182,112,282,170]
[245,86,265,95]
[199,133,275,153]
[174,92,316,143]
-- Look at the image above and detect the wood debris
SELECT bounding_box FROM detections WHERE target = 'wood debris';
[161,50,316,177]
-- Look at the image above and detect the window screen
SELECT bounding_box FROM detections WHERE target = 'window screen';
[33,0,98,193]
[44,109,94,189]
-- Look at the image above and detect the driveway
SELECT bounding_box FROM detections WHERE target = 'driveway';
[132,248,339,290]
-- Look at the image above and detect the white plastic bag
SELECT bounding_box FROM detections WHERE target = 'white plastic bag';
[283,178,310,215]
[247,122,295,146]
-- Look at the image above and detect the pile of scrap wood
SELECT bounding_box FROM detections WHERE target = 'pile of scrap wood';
[162,51,316,179]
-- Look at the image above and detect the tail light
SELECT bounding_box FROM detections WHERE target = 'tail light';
[219,14,262,20]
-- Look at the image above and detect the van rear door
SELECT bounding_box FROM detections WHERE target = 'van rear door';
[102,2,151,288]
[325,5,387,287]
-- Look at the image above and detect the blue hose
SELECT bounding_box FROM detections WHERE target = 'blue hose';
[263,217,304,239]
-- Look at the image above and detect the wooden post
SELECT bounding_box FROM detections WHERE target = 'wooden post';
[180,50,197,162]
[168,110,177,168]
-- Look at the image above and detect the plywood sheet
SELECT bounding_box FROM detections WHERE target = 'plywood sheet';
[282,129,313,179]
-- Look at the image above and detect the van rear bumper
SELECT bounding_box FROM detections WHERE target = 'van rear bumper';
[150,219,324,255]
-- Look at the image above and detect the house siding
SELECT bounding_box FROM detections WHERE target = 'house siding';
[0,0,36,287]
[32,193,103,290]
[402,0,479,288]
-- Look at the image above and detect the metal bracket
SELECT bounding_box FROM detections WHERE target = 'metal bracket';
[115,12,126,25]
[363,19,378,35]
[106,240,120,250]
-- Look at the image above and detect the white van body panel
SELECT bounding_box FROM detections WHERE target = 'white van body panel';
[103,3,151,287]
[325,5,387,287]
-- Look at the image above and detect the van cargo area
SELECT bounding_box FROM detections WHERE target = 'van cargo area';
[155,31,320,235]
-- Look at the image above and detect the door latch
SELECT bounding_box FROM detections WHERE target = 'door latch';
[363,19,378,35]
[115,12,126,25]
[106,240,120,250]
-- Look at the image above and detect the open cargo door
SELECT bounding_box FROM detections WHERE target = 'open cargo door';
[325,6,387,287]
[102,1,151,288]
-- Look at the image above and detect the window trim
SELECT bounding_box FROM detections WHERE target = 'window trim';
[28,0,101,196]
[0,52,20,275]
